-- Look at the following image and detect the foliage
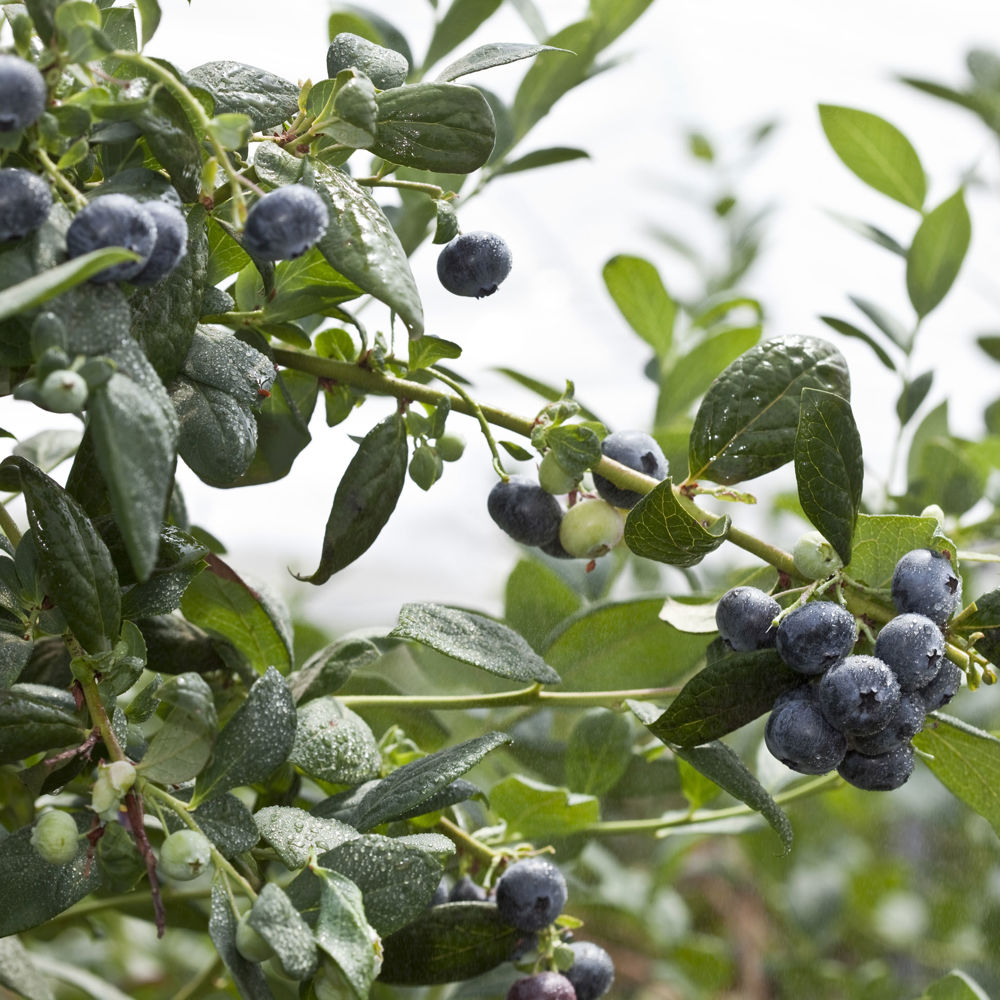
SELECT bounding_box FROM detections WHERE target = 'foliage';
[0,2,999,999]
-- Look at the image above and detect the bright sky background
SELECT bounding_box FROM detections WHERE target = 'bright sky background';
[12,1,1000,632]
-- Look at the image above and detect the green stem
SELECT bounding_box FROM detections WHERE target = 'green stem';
[429,365,507,477]
[726,525,796,577]
[585,772,839,837]
[44,886,210,926]
[77,671,125,761]
[437,816,499,865]
[337,683,681,711]
[354,176,445,197]
[0,500,21,548]
[35,147,87,209]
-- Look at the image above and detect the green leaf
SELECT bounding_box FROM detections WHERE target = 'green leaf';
[138,672,216,784]
[371,83,495,174]
[346,732,511,832]
[314,870,383,1000]
[0,819,102,936]
[87,373,178,582]
[896,370,933,426]
[181,324,275,407]
[546,423,603,477]
[0,249,141,323]
[254,806,358,870]
[186,60,299,131]
[503,558,582,653]
[208,881,273,1000]
[794,388,863,566]
[919,970,992,1000]
[288,637,381,704]
[914,714,1000,838]
[565,709,632,796]
[378,901,521,985]
[625,478,731,568]
[818,315,896,371]
[849,295,909,349]
[288,697,381,784]
[0,936,54,1000]
[254,143,423,338]
[135,0,160,47]
[437,41,568,83]
[688,336,851,484]
[846,513,954,592]
[906,188,971,318]
[3,458,120,654]
[951,589,1000,664]
[135,85,203,202]
[390,602,561,685]
[544,598,710,691]
[0,687,85,764]
[180,554,293,674]
[602,254,675,358]
[189,794,259,859]
[656,326,762,424]
[248,883,318,981]
[490,774,600,838]
[649,639,804,748]
[0,634,34,689]
[191,667,296,806]
[408,335,462,371]
[671,741,793,853]
[296,413,408,585]
[492,145,589,177]
[423,0,503,71]
[818,104,926,210]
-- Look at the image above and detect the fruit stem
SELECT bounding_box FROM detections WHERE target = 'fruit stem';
[34,147,87,209]
[429,365,507,477]
[725,524,797,577]
[354,176,445,198]
[437,816,500,864]
[0,500,21,548]
[76,669,126,762]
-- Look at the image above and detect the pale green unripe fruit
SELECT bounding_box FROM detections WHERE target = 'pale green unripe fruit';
[39,369,88,412]
[538,451,580,495]
[235,913,275,963]
[920,504,945,527]
[435,432,465,463]
[31,810,80,865]
[559,499,625,558]
[158,829,213,881]
[91,759,136,819]
[792,530,843,580]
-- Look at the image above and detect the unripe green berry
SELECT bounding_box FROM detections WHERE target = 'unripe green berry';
[158,829,213,881]
[91,759,136,819]
[920,504,945,527]
[435,432,465,463]
[39,369,88,412]
[538,451,580,495]
[235,913,275,963]
[31,810,80,865]
[792,530,843,580]
[558,499,624,559]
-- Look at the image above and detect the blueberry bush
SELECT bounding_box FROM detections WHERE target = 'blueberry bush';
[1,2,1000,999]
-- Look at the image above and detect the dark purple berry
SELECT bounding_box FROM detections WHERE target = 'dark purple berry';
[848,692,925,756]
[130,200,188,286]
[565,941,615,1000]
[775,600,857,675]
[0,55,47,132]
[874,613,945,692]
[891,548,961,626]
[818,655,901,736]
[243,185,329,260]
[838,743,915,791]
[918,660,962,712]
[715,586,780,652]
[592,430,668,509]
[437,231,512,298]
[449,875,487,902]
[765,686,847,774]
[66,194,157,283]
[495,857,567,932]
[487,475,563,547]
[0,168,51,242]
[507,972,577,1000]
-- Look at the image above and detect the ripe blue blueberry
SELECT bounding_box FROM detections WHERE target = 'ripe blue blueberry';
[507,972,577,1000]
[775,601,857,675]
[764,686,847,774]
[0,55,47,132]
[449,875,487,902]
[873,613,945,692]
[0,168,51,242]
[715,586,780,652]
[428,879,449,907]
[327,32,409,90]
[487,475,563,548]
[565,941,615,1000]
[591,430,668,509]
[818,655,901,736]
[838,743,915,791]
[891,548,962,626]
[437,231,512,298]
[130,200,188,286]
[495,856,568,932]
[243,185,329,260]
[917,660,962,712]
[847,691,925,756]
[66,194,157,283]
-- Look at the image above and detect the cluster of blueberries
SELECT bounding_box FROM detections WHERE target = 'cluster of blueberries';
[716,548,963,791]
[487,429,668,560]
[433,857,615,1000]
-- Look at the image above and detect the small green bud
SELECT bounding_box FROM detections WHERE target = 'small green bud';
[538,451,580,495]
[235,913,275,963]
[31,810,80,865]
[434,432,466,463]
[792,530,843,580]
[558,499,624,559]
[920,504,946,527]
[39,369,88,412]
[158,829,213,881]
[91,759,136,819]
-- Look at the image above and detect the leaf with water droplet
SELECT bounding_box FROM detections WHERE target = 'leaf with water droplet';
[248,883,318,981]
[254,805,359,870]
[138,672,216,784]
[208,880,274,999]
[288,697,381,784]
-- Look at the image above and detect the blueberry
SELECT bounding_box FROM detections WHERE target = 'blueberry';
[129,200,188,286]
[449,875,488,902]
[838,743,915,791]
[437,231,512,298]
[558,499,624,559]
[0,55,47,133]
[917,660,962,712]
[487,475,563,547]
[428,878,449,907]
[565,941,615,1000]
[30,810,80,865]
[891,548,962,626]
[39,369,88,413]
[507,972,577,1000]
[764,686,847,774]
[495,857,568,932]
[715,586,780,652]
[775,601,857,675]
[591,430,668,509]
[0,168,51,242]
[848,692,925,756]
[818,655,901,735]
[327,32,409,90]
[873,613,945,692]
[66,194,157,283]
[158,829,213,881]
[243,185,329,260]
